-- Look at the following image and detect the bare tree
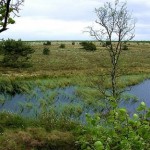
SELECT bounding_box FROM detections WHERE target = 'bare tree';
[0,0,24,33]
[87,0,135,98]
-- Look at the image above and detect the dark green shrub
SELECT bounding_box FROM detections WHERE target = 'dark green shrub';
[122,44,128,50]
[102,42,106,47]
[72,42,75,45]
[1,39,35,68]
[59,44,65,49]
[43,47,50,55]
[43,41,51,45]
[80,41,96,51]
[106,41,111,46]
[101,41,111,47]
[0,125,4,133]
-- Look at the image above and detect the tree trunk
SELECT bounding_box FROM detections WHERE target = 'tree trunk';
[111,57,117,97]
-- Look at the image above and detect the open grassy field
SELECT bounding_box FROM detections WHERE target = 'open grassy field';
[1,41,150,87]
[1,41,150,76]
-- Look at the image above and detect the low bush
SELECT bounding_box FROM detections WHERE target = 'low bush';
[1,39,34,68]
[59,44,65,49]
[0,125,4,133]
[102,42,106,47]
[80,41,96,51]
[43,47,50,55]
[105,41,111,46]
[72,42,75,45]
[43,41,51,45]
[122,44,128,50]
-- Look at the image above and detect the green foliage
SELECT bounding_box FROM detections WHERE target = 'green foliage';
[59,43,66,48]
[105,41,111,46]
[72,41,75,45]
[0,0,24,34]
[1,39,35,68]
[0,5,15,27]
[43,41,51,45]
[43,47,50,55]
[0,112,27,129]
[38,109,80,132]
[122,44,128,50]
[76,102,150,150]
[80,41,96,51]
[0,125,4,134]
[102,43,106,47]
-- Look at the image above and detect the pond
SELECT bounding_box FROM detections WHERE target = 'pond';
[0,79,150,119]
[120,79,150,114]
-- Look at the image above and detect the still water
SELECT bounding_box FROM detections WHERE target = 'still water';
[120,80,150,113]
[0,80,150,117]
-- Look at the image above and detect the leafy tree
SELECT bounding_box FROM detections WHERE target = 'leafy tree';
[0,0,24,33]
[1,39,34,67]
[87,0,135,98]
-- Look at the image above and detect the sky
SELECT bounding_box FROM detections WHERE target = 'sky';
[1,0,150,41]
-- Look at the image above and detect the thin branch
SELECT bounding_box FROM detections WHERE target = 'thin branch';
[0,0,24,33]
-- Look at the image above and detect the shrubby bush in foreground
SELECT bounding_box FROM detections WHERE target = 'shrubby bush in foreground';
[76,101,150,150]
[0,39,35,68]
[0,101,150,150]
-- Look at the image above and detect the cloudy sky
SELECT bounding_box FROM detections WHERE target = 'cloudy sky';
[1,0,150,41]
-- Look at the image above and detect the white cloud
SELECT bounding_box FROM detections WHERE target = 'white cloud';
[1,0,150,40]
[1,16,92,40]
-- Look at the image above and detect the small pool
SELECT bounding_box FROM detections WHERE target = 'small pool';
[120,79,150,114]
[0,80,150,118]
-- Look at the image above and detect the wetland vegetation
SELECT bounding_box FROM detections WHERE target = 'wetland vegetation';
[0,0,150,149]
[0,40,150,149]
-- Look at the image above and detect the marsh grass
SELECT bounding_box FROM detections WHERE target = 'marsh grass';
[0,41,150,77]
[0,112,77,150]
[0,41,150,149]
